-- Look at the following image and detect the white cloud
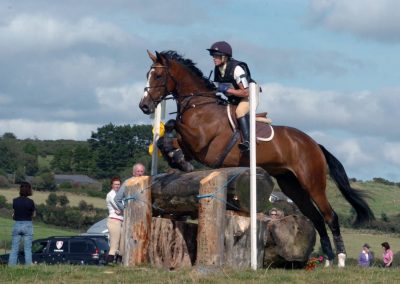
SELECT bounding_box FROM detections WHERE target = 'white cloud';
[0,119,99,140]
[308,0,400,43]
[383,143,400,166]
[0,14,130,56]
[259,83,400,140]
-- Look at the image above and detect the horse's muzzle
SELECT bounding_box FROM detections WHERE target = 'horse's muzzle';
[139,101,154,115]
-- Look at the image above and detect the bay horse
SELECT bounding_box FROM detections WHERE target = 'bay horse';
[139,50,374,265]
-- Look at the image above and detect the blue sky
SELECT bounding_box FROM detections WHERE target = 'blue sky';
[0,0,399,181]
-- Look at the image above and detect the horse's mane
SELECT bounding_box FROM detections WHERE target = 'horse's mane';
[160,50,215,90]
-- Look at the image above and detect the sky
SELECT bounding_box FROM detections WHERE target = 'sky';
[0,0,399,181]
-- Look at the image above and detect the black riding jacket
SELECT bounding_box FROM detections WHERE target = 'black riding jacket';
[213,59,254,89]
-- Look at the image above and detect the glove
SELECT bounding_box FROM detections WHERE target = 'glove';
[217,83,230,94]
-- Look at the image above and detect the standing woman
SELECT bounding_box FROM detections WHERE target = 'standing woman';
[8,182,35,266]
[106,177,123,264]
[381,242,393,268]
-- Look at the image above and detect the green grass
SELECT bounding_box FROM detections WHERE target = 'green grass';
[0,265,399,283]
[325,179,400,218]
[0,187,105,209]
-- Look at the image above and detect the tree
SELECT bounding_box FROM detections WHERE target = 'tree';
[46,193,58,206]
[2,132,16,139]
[88,123,152,178]
[33,171,56,191]
[72,145,94,174]
[51,148,73,172]
[58,194,70,207]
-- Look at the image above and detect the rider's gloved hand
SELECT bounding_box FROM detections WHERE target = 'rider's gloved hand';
[217,83,230,94]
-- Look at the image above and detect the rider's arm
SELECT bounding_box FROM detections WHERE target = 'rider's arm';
[225,65,249,98]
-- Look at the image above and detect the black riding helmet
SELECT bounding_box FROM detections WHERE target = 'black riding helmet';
[207,41,232,57]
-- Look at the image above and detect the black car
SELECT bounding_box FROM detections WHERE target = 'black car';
[0,235,109,265]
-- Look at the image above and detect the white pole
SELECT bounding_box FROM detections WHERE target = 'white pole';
[249,82,257,270]
[151,103,162,175]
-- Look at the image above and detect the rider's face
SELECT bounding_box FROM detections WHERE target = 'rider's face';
[212,55,223,66]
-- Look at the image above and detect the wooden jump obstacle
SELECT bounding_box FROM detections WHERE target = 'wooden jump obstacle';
[121,167,316,269]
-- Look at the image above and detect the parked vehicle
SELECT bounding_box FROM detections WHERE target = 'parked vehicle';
[0,235,109,265]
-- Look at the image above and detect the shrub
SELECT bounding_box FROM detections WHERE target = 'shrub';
[46,193,58,206]
[0,194,6,208]
[58,194,70,207]
[0,175,9,188]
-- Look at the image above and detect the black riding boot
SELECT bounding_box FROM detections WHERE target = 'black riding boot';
[238,115,250,152]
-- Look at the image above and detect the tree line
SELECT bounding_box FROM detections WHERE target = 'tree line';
[0,123,155,187]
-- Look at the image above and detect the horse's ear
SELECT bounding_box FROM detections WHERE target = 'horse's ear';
[147,50,157,63]
[156,51,169,66]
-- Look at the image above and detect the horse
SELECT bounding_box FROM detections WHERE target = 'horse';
[139,50,375,266]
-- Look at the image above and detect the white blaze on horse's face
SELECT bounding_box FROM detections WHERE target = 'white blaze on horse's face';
[143,68,155,98]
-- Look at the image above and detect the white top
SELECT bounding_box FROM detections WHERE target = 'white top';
[106,190,123,221]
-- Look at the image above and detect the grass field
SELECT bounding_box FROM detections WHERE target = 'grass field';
[325,180,400,218]
[0,264,400,283]
[0,187,105,209]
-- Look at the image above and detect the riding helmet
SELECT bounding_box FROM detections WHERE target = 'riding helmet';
[207,41,232,57]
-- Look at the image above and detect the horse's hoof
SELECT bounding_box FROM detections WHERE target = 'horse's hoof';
[324,259,333,268]
[338,253,346,268]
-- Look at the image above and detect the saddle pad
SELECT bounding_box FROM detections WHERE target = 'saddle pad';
[256,121,274,142]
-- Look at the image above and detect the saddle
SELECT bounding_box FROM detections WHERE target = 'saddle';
[227,106,274,142]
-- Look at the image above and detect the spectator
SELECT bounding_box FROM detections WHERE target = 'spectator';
[114,163,146,213]
[358,243,373,267]
[105,177,123,264]
[268,208,284,220]
[8,182,35,266]
[381,242,393,268]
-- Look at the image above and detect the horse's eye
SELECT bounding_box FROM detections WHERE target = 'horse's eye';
[155,75,163,80]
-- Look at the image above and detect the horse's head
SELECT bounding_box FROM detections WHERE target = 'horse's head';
[139,50,176,114]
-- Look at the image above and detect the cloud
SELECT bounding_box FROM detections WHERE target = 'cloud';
[0,119,98,140]
[259,83,400,141]
[308,0,400,43]
[383,143,400,166]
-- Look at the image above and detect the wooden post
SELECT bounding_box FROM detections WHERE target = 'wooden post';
[196,171,227,266]
[122,176,152,266]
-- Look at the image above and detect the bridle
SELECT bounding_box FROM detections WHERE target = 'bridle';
[144,63,227,117]
[144,64,176,105]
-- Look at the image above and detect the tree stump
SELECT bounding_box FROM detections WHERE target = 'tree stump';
[148,217,197,270]
[224,210,268,268]
[196,171,227,266]
[263,214,316,268]
[122,176,152,267]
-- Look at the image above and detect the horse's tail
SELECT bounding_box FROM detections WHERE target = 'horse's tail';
[319,144,375,225]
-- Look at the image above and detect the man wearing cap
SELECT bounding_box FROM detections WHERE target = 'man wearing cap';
[358,243,373,267]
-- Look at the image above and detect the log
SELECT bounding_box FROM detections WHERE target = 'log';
[149,217,197,269]
[223,211,268,268]
[122,176,152,267]
[151,167,274,217]
[196,171,227,266]
[263,215,316,268]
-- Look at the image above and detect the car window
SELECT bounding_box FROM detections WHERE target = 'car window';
[49,239,68,253]
[70,240,95,253]
[92,238,109,251]
[32,241,48,253]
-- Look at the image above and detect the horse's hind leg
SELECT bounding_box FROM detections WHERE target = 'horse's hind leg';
[275,173,335,261]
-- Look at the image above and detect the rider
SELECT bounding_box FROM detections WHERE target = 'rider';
[207,41,254,152]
